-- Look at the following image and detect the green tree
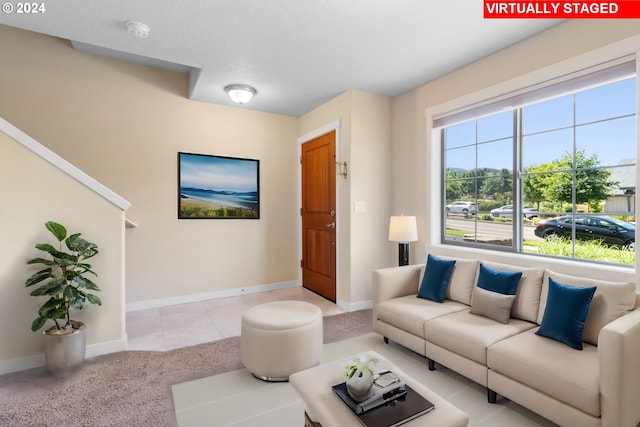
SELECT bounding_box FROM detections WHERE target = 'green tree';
[458,169,480,200]
[445,170,465,202]
[527,151,618,210]
[523,163,553,210]
[479,168,512,202]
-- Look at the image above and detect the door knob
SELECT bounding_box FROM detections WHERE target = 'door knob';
[325,222,336,229]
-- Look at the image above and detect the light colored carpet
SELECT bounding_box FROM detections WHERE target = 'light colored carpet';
[173,333,558,427]
[0,309,373,427]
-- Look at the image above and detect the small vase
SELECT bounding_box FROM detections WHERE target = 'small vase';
[346,367,374,402]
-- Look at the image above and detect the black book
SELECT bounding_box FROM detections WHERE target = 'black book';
[332,382,435,427]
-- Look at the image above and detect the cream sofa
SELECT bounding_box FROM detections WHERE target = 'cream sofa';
[372,256,640,427]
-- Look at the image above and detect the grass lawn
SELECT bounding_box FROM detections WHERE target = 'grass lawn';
[445,228,634,265]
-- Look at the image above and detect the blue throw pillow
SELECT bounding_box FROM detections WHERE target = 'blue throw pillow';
[536,278,596,350]
[417,255,456,303]
[476,263,522,295]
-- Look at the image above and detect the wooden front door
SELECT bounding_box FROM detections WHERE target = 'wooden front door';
[301,131,336,302]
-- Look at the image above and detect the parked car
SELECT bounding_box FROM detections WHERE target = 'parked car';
[490,205,539,219]
[534,214,635,251]
[446,201,477,214]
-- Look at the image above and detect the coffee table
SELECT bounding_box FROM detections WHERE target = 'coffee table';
[289,351,469,427]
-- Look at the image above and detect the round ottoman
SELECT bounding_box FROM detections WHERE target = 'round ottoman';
[241,300,323,382]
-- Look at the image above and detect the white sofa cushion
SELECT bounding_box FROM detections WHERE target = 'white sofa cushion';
[425,310,535,365]
[481,261,544,323]
[376,295,468,338]
[436,256,479,305]
[488,328,600,417]
[538,270,636,346]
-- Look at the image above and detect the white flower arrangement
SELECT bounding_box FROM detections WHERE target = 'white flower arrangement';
[345,355,378,379]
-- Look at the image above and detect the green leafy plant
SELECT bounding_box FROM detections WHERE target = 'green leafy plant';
[25,221,101,334]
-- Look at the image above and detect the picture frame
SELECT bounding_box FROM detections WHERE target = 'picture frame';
[178,152,260,219]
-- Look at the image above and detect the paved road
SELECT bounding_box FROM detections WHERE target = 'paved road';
[445,217,539,241]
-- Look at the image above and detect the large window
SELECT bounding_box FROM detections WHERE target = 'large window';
[440,59,637,266]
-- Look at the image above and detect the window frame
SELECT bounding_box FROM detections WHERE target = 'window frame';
[426,52,640,267]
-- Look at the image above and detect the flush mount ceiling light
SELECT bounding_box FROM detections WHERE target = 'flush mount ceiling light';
[224,84,257,104]
[126,21,150,38]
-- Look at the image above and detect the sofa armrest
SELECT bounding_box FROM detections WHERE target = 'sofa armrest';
[599,308,640,427]
[372,264,422,307]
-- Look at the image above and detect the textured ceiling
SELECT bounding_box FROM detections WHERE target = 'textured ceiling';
[0,1,561,116]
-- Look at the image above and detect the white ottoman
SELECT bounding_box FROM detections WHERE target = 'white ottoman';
[241,300,323,381]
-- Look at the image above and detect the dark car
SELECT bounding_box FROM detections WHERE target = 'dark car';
[534,215,635,251]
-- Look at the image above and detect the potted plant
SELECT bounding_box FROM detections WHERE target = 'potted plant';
[345,355,378,402]
[25,221,101,375]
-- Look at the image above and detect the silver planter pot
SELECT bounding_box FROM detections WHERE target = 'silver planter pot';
[43,323,86,376]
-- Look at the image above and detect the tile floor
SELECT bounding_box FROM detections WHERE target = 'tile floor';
[126,286,344,351]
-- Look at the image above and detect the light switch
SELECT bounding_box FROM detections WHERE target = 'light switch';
[354,201,367,212]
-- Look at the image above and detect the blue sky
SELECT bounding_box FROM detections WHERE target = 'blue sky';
[445,77,636,171]
[179,153,258,192]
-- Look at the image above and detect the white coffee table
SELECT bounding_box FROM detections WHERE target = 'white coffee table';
[289,351,469,427]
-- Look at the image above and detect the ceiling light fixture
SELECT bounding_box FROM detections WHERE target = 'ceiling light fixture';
[224,84,257,104]
[126,21,150,38]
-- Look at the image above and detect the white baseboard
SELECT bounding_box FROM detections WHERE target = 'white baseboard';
[86,338,127,358]
[0,338,127,375]
[125,280,300,312]
[0,353,45,375]
[336,299,373,312]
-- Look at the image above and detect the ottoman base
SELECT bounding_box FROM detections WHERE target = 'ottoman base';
[251,372,290,382]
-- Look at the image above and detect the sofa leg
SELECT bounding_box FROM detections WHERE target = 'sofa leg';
[427,358,435,371]
[488,389,497,403]
[383,337,389,344]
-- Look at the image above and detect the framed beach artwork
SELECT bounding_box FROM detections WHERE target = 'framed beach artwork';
[178,152,260,219]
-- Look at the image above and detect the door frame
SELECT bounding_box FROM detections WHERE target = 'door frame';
[297,119,343,308]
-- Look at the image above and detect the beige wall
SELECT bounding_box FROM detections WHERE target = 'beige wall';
[391,20,640,282]
[0,130,125,373]
[299,90,391,307]
[349,92,391,302]
[0,26,300,309]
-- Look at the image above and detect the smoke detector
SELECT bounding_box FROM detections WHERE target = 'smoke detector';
[126,21,150,38]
